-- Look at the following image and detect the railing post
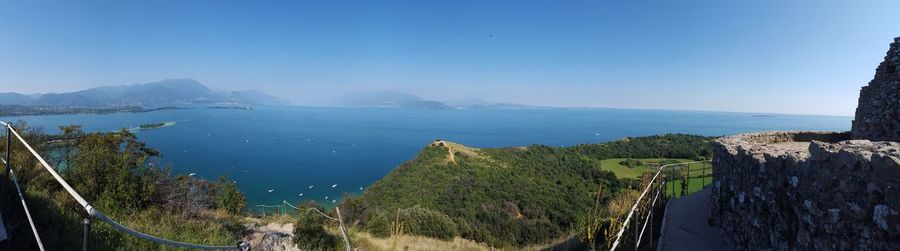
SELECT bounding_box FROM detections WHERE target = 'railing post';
[6,124,11,179]
[634,206,639,251]
[335,207,352,251]
[83,218,91,251]
[702,162,706,188]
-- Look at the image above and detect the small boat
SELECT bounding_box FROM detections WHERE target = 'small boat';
[325,196,328,200]
[332,200,336,203]
[299,193,304,197]
[308,185,314,189]
[331,184,338,188]
[268,189,275,193]
[359,187,363,190]
[188,173,196,177]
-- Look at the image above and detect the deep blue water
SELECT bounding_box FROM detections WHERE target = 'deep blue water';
[1,106,850,208]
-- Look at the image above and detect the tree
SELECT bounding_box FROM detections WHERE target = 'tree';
[293,202,337,250]
[366,211,390,238]
[214,176,246,214]
[57,124,83,170]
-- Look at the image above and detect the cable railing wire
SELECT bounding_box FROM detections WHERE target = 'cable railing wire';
[1,156,45,251]
[2,121,249,250]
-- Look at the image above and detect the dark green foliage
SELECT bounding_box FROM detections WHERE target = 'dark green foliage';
[618,158,643,167]
[366,211,390,238]
[570,133,714,160]
[0,122,246,250]
[293,202,338,251]
[399,206,458,240]
[139,122,166,129]
[215,176,246,214]
[339,194,368,226]
[359,134,712,247]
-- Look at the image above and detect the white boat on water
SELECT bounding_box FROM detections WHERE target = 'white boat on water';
[268,189,275,193]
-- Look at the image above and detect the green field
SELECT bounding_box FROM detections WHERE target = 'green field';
[663,163,713,197]
[596,158,694,178]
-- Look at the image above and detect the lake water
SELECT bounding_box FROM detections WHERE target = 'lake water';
[1,106,851,208]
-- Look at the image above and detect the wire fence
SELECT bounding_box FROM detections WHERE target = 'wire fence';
[0,121,250,250]
[608,160,712,250]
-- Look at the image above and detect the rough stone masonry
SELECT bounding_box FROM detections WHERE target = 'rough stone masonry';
[710,37,900,250]
[853,37,900,141]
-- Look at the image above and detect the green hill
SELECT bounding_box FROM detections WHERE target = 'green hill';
[350,134,714,247]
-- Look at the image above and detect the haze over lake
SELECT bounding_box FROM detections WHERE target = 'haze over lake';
[1,106,850,208]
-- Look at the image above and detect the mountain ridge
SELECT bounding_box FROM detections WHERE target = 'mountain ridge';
[4,79,289,107]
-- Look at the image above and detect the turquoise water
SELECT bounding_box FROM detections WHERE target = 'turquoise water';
[1,106,850,208]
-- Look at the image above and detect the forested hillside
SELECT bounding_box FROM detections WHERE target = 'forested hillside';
[0,122,247,250]
[340,134,714,247]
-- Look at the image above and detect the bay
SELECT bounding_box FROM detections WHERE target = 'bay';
[1,106,850,208]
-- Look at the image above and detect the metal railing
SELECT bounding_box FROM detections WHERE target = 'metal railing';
[608,160,711,250]
[0,121,250,250]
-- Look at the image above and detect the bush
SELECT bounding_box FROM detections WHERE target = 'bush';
[293,207,337,250]
[214,176,246,214]
[399,206,458,240]
[366,211,390,238]
[618,158,643,168]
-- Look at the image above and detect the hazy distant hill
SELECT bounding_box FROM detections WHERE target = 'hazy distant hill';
[225,90,291,105]
[0,92,36,105]
[336,91,546,110]
[337,91,455,110]
[2,79,288,107]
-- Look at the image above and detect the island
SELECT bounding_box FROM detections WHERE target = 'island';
[137,121,176,130]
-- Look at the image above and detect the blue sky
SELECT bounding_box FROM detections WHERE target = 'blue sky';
[0,1,897,115]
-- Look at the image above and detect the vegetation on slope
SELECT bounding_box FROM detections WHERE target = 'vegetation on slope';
[0,122,247,250]
[334,134,713,248]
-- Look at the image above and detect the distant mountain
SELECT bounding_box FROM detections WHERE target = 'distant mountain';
[225,90,291,105]
[444,97,544,110]
[2,79,289,107]
[0,93,35,105]
[338,91,454,110]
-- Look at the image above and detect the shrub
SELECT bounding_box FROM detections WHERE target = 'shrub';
[293,207,337,250]
[399,206,458,240]
[214,176,246,214]
[366,211,390,238]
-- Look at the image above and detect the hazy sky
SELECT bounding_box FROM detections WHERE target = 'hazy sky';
[0,1,897,115]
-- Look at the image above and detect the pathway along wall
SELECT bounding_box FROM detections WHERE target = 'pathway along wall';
[709,131,900,249]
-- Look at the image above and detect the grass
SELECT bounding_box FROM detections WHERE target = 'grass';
[595,158,694,178]
[353,230,498,251]
[663,162,714,197]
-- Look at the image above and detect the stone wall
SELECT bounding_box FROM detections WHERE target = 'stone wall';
[709,131,900,250]
[852,37,900,141]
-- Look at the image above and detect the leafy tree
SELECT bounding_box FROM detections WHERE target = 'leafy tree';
[399,206,458,240]
[366,211,390,238]
[214,176,246,214]
[293,202,337,250]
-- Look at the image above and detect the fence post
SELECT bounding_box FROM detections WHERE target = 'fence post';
[6,125,11,179]
[83,218,91,251]
[702,162,706,188]
[335,207,352,251]
[634,205,639,251]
